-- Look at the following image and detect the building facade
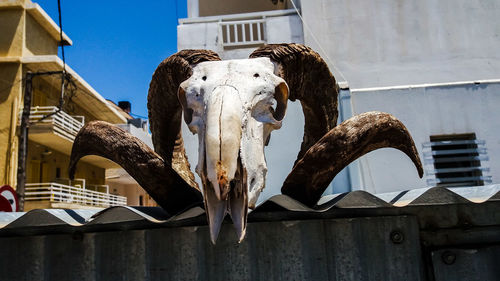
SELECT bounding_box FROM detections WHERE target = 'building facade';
[0,0,156,210]
[177,0,500,200]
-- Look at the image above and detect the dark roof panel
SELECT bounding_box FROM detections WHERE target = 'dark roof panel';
[0,185,498,236]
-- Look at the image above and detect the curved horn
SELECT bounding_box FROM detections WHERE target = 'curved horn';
[69,121,203,215]
[148,49,221,189]
[250,44,338,163]
[281,112,424,206]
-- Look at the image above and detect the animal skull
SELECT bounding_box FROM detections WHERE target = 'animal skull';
[178,58,288,242]
[69,44,423,245]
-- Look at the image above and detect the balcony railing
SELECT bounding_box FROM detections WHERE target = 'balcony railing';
[29,106,84,141]
[219,19,266,47]
[25,182,127,208]
[179,9,299,49]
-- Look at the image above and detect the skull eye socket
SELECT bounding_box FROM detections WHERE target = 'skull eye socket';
[250,82,288,126]
[272,82,288,122]
[202,76,207,81]
[253,73,260,78]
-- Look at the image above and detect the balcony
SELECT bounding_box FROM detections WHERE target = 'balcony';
[24,182,127,210]
[178,9,303,59]
[28,106,84,155]
[29,106,84,141]
[28,106,120,169]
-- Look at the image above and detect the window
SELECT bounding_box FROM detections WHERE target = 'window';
[423,133,491,187]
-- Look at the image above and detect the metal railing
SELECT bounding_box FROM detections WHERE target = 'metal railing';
[29,106,84,141]
[219,19,266,47]
[25,182,127,207]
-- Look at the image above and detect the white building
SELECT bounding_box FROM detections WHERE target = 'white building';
[177,0,500,199]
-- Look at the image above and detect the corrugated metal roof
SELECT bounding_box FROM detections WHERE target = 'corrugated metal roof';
[0,185,499,281]
[1,185,498,237]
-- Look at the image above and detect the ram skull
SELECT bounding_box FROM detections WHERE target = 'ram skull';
[178,58,288,241]
[69,44,423,244]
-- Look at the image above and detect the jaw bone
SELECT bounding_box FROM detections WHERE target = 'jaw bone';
[202,156,248,244]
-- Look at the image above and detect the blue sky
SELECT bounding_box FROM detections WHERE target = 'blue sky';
[38,0,187,118]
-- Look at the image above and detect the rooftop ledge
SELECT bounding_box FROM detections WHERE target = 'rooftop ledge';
[179,8,298,24]
[0,1,72,45]
[0,55,127,124]
[351,78,500,92]
[1,184,499,234]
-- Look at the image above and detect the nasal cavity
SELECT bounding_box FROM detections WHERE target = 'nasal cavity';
[216,160,230,200]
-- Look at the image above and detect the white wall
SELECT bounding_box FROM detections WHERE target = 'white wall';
[350,81,500,193]
[296,0,500,193]
[117,124,153,148]
[301,0,500,88]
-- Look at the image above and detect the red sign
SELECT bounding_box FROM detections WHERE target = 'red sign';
[0,185,19,212]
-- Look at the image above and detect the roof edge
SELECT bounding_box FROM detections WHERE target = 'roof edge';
[351,79,500,93]
[25,2,72,46]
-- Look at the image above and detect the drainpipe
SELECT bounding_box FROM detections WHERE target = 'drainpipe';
[16,72,33,211]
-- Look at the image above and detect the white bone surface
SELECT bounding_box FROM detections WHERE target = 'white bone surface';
[179,57,289,239]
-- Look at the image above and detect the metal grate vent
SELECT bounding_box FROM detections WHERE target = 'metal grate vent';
[423,133,491,187]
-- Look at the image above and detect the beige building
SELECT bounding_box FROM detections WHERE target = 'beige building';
[0,0,156,210]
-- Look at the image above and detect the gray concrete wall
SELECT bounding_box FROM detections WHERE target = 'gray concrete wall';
[301,0,500,88]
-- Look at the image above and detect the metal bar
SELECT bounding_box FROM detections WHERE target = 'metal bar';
[249,22,253,41]
[241,23,246,43]
[424,148,487,157]
[422,140,486,147]
[427,167,490,174]
[261,21,265,41]
[256,22,261,41]
[233,24,239,43]
[425,155,489,164]
[221,40,266,47]
[431,176,492,183]
[220,19,266,25]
